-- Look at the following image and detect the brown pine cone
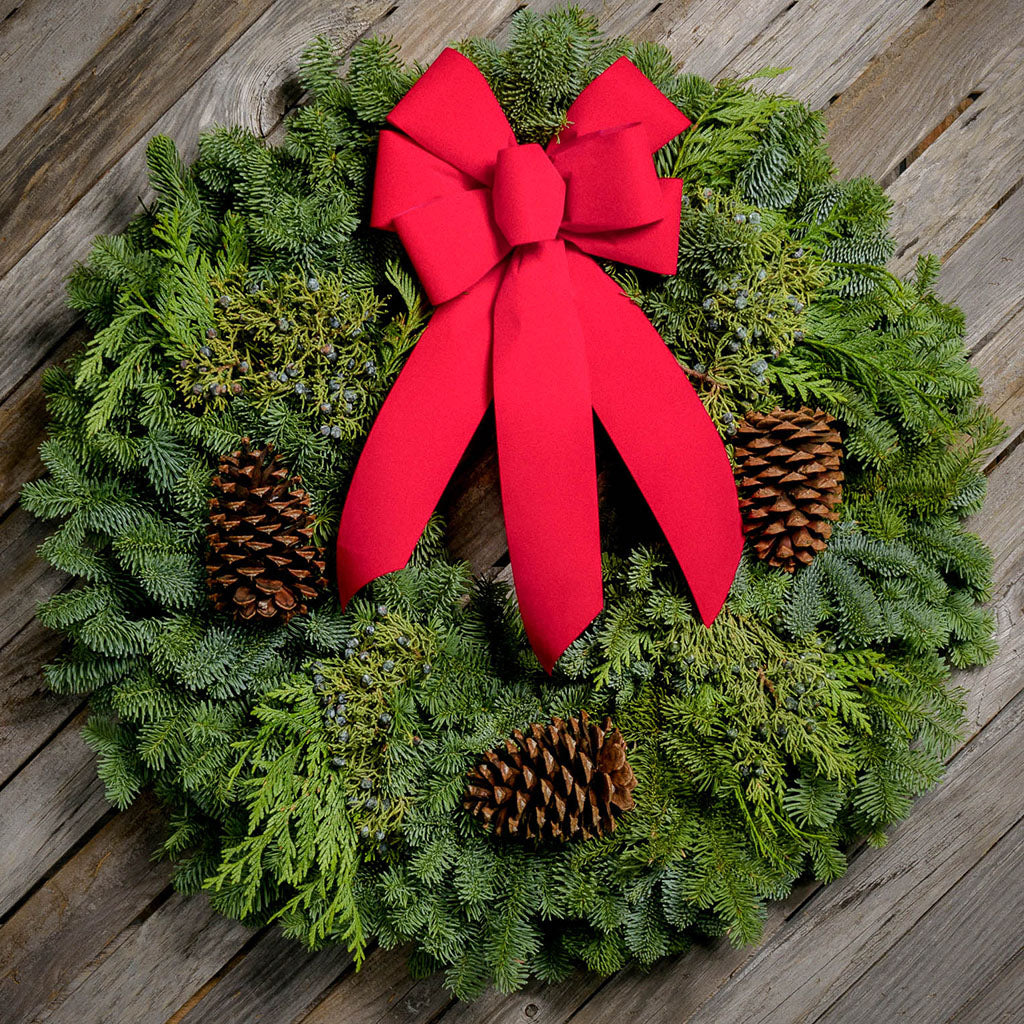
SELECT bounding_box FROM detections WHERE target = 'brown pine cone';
[205,440,328,624]
[463,711,637,842]
[733,406,843,571]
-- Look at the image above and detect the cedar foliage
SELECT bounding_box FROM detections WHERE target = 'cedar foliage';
[23,5,1001,999]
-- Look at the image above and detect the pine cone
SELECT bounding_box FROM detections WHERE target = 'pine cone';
[463,711,637,842]
[206,441,328,624]
[733,406,843,572]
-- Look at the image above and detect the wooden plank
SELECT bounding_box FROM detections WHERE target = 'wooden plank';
[672,484,1024,1024]
[442,419,506,574]
[947,946,1024,1024]
[816,816,1024,1023]
[717,0,928,110]
[0,507,67,650]
[973,303,1024,467]
[936,183,1024,351]
[437,972,606,1024]
[0,796,170,1024]
[0,0,148,151]
[171,929,351,1024]
[35,891,251,1024]
[599,0,924,110]
[574,0,793,84]
[0,619,75,787]
[887,57,1024,280]
[297,944,451,1024]
[825,0,1024,182]
[953,431,1024,733]
[0,712,109,919]
[0,330,80,517]
[0,0,280,278]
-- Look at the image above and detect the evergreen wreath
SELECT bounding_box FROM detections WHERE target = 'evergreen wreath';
[23,7,1003,999]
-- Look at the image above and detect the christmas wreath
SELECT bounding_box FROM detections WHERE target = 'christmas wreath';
[23,7,1002,999]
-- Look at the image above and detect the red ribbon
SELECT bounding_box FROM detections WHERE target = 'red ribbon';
[336,48,743,672]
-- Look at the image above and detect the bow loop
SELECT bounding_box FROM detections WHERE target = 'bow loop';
[369,129,479,232]
[387,47,515,183]
[553,123,664,233]
[339,47,743,673]
[393,189,509,305]
[559,176,684,274]
[550,56,690,153]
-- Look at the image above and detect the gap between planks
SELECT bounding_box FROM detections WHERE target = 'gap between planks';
[684,675,1024,1024]
[814,808,1024,1022]
[423,426,1024,1024]
[0,0,931,405]
[0,0,1015,1019]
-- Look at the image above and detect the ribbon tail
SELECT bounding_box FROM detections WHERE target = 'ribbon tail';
[493,240,603,672]
[564,247,743,625]
[336,264,503,607]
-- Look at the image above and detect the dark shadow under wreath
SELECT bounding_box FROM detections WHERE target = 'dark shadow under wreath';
[23,6,1002,999]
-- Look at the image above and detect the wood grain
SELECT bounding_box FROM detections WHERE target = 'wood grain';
[937,183,1024,350]
[887,56,1024,279]
[972,302,1024,468]
[171,928,352,1024]
[0,0,150,151]
[0,331,80,517]
[826,0,1024,182]
[0,796,170,1024]
[297,944,451,1024]
[35,891,251,1024]
[437,972,606,1024]
[0,0,280,277]
[817,816,1024,1023]
[0,712,109,919]
[953,430,1024,733]
[946,945,1024,1024]
[0,618,75,787]
[0,506,67,649]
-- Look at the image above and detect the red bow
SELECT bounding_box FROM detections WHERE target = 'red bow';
[336,48,743,672]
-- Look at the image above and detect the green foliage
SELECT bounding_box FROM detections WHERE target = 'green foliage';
[24,4,999,1001]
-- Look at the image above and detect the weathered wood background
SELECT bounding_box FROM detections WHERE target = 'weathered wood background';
[1,1,1022,1021]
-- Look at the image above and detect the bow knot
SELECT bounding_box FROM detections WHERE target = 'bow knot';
[338,47,744,672]
[493,143,566,247]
